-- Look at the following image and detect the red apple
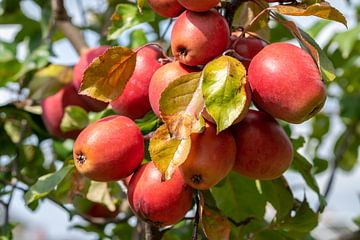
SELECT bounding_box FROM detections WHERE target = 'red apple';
[147,0,184,18]
[233,37,267,69]
[177,0,220,12]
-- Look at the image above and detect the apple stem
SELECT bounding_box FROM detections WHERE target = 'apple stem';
[223,49,252,62]
[135,42,173,65]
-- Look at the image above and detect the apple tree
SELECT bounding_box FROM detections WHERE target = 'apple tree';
[0,0,359,239]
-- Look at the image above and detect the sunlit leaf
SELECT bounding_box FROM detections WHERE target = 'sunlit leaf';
[271,2,347,26]
[60,106,89,133]
[86,181,116,211]
[149,124,191,180]
[129,29,148,49]
[135,111,160,135]
[80,46,136,102]
[332,24,360,58]
[202,56,248,133]
[160,72,204,139]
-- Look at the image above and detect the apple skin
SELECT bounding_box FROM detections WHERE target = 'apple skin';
[171,10,230,66]
[233,37,267,69]
[147,0,184,18]
[177,0,220,12]
[73,46,109,112]
[148,61,197,117]
[248,43,326,124]
[111,45,165,120]
[232,110,293,180]
[180,123,236,190]
[128,162,193,227]
[202,80,252,125]
[73,115,144,182]
[41,84,91,139]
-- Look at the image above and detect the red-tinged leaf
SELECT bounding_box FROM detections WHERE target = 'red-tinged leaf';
[149,125,191,180]
[160,72,204,139]
[79,46,136,102]
[271,2,347,27]
[202,207,231,240]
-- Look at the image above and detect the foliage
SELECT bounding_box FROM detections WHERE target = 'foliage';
[0,0,359,239]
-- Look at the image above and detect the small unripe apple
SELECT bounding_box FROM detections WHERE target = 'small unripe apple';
[233,37,267,69]
[177,0,220,12]
[128,162,193,226]
[180,123,236,190]
[73,196,119,219]
[232,110,293,180]
[148,61,197,117]
[147,0,184,17]
[248,43,326,123]
[73,46,109,112]
[111,45,165,120]
[73,116,144,182]
[171,10,230,66]
[41,84,91,139]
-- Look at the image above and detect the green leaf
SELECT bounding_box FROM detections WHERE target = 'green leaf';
[0,59,22,86]
[212,172,266,222]
[24,164,74,204]
[299,29,336,82]
[108,3,155,40]
[0,41,17,62]
[313,157,328,174]
[335,131,359,172]
[60,106,89,133]
[260,177,294,219]
[149,124,191,180]
[135,111,160,134]
[112,223,133,240]
[353,215,360,227]
[311,114,330,140]
[202,56,248,133]
[307,20,331,38]
[160,72,204,139]
[86,181,116,211]
[28,65,73,101]
[292,152,326,211]
[332,24,360,58]
[129,29,148,49]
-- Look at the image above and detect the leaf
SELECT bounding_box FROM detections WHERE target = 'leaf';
[129,29,148,49]
[60,106,89,133]
[149,124,191,180]
[80,46,136,102]
[202,207,231,240]
[278,197,319,234]
[28,65,73,101]
[202,56,248,133]
[332,24,360,58]
[335,131,359,172]
[260,177,294,219]
[313,157,328,174]
[292,152,326,211]
[137,0,146,14]
[160,72,204,139]
[311,114,330,139]
[299,29,336,82]
[0,41,17,62]
[108,3,155,40]
[24,164,74,204]
[271,2,347,26]
[212,172,266,222]
[135,111,160,135]
[86,181,116,211]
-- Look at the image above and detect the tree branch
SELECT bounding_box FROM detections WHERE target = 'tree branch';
[51,0,89,55]
[192,191,200,240]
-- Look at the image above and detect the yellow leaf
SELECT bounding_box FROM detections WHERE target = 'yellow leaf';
[149,125,191,180]
[80,46,136,102]
[271,2,347,27]
[160,72,204,139]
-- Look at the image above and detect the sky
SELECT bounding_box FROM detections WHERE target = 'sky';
[0,0,359,239]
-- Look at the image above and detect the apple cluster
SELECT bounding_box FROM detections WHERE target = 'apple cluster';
[40,0,326,225]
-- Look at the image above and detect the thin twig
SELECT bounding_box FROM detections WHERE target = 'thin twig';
[192,191,200,240]
[160,19,174,40]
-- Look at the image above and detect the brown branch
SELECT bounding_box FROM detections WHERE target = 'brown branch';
[51,0,89,55]
[144,222,163,240]
[192,191,200,240]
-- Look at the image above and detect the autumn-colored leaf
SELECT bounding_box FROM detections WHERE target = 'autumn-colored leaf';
[271,2,347,27]
[149,125,191,180]
[79,46,136,102]
[202,56,248,133]
[160,72,204,139]
[137,0,145,14]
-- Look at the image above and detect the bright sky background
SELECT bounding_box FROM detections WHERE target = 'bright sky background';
[0,0,359,239]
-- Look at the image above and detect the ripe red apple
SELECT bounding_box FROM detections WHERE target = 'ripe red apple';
[248,43,326,123]
[232,110,293,180]
[73,46,109,112]
[180,123,236,190]
[111,45,165,120]
[41,84,91,139]
[148,61,197,117]
[73,196,119,219]
[202,81,252,125]
[233,37,267,69]
[177,0,220,12]
[171,10,230,66]
[73,115,144,182]
[147,0,184,18]
[128,162,193,226]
